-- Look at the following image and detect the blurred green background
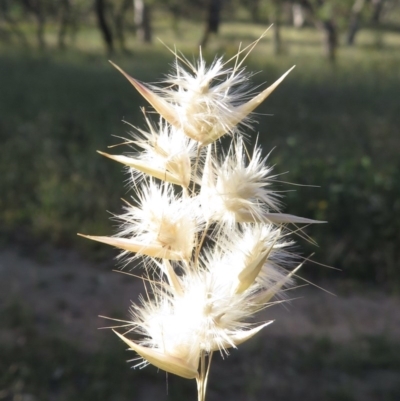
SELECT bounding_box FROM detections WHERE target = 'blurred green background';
[1,1,400,400]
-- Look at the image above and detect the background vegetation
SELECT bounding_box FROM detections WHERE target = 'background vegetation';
[1,0,399,286]
[1,2,400,400]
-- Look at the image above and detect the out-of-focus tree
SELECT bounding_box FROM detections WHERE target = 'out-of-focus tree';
[235,0,337,57]
[0,0,397,55]
[0,0,28,46]
[162,0,221,41]
[347,0,396,46]
[58,0,89,50]
[293,1,338,61]
[292,2,306,27]
[157,0,216,40]
[94,0,114,53]
[200,0,223,47]
[240,0,263,22]
[56,0,93,49]
[371,0,386,22]
[134,0,152,43]
[346,0,369,45]
[168,1,180,35]
[1,0,91,49]
[21,0,49,49]
[113,0,132,51]
[58,0,72,49]
[294,0,397,55]
[271,0,283,54]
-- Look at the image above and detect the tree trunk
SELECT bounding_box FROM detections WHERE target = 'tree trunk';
[292,4,305,28]
[272,1,282,54]
[34,0,46,50]
[58,0,71,50]
[94,0,114,54]
[346,0,366,46]
[21,0,46,49]
[115,0,131,51]
[168,4,182,37]
[134,0,152,43]
[200,0,222,48]
[36,9,45,50]
[249,0,261,23]
[68,3,82,46]
[371,0,386,23]
[299,0,338,62]
[321,19,337,62]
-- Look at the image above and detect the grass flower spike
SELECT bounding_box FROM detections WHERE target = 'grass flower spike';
[110,54,295,145]
[99,116,197,188]
[80,37,324,401]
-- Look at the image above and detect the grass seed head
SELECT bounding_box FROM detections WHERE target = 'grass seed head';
[82,39,321,399]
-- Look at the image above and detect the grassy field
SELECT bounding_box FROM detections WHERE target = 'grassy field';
[1,248,399,401]
[1,19,400,287]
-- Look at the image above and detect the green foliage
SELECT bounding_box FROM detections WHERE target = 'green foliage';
[1,21,399,286]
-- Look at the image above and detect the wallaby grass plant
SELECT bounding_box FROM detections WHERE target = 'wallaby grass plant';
[80,33,324,401]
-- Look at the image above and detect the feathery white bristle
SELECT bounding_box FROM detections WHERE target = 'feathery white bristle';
[116,181,202,262]
[81,38,323,395]
[127,117,198,187]
[159,54,256,143]
[200,138,282,225]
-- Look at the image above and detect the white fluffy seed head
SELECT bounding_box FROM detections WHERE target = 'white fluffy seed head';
[130,282,202,372]
[117,181,202,261]
[200,139,281,225]
[125,117,198,188]
[205,224,294,296]
[132,261,265,359]
[81,40,321,384]
[158,54,256,144]
[109,44,295,147]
